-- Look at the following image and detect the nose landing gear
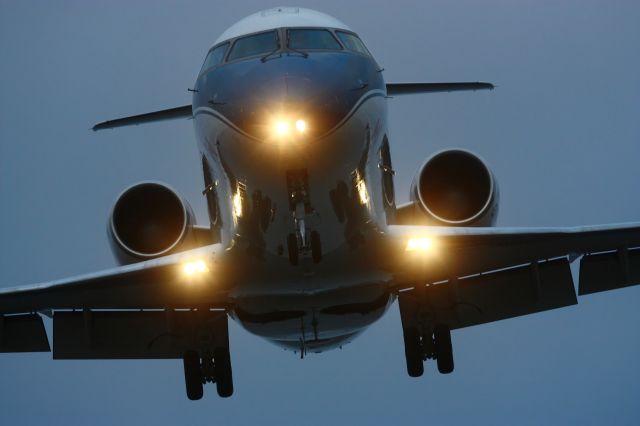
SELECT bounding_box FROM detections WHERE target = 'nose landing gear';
[285,169,322,265]
[286,228,322,266]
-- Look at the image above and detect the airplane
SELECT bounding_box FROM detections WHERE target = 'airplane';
[2,7,640,401]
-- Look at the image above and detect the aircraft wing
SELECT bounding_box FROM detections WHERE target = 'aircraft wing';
[0,244,231,358]
[380,223,640,330]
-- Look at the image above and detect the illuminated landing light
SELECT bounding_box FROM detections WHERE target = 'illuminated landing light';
[233,191,243,218]
[183,260,209,276]
[295,119,307,133]
[356,178,369,205]
[406,237,434,252]
[275,121,289,136]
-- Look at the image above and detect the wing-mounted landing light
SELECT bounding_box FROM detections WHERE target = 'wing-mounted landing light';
[406,237,435,252]
[182,259,209,276]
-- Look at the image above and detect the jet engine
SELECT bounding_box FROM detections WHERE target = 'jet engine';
[409,149,499,226]
[108,182,197,264]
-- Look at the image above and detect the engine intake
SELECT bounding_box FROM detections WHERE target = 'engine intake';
[109,182,195,263]
[410,149,498,226]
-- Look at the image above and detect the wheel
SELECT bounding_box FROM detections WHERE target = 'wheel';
[434,324,454,374]
[402,327,424,377]
[183,350,203,400]
[287,233,299,265]
[214,348,234,398]
[310,231,322,263]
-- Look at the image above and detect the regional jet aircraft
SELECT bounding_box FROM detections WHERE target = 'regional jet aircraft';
[2,8,640,400]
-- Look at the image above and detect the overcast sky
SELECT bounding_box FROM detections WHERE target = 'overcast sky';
[1,1,640,424]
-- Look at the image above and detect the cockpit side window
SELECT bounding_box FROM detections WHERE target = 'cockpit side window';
[335,31,371,56]
[227,30,279,61]
[201,42,229,73]
[287,29,342,50]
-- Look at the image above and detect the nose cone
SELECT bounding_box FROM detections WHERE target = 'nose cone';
[196,52,383,140]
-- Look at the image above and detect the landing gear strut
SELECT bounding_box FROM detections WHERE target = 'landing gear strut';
[285,169,322,265]
[399,292,455,376]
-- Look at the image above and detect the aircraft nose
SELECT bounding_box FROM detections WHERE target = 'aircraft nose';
[197,53,384,141]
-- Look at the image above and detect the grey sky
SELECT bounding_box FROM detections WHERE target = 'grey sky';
[1,0,639,424]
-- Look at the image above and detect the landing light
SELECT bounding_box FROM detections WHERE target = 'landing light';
[271,118,307,139]
[183,260,209,276]
[295,119,306,133]
[355,175,369,206]
[275,121,289,136]
[233,191,243,218]
[406,237,434,252]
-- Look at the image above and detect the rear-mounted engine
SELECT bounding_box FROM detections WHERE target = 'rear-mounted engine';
[108,182,196,264]
[410,149,499,226]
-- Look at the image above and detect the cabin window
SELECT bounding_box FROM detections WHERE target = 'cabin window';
[227,30,279,61]
[287,29,341,50]
[335,31,371,56]
[201,42,229,72]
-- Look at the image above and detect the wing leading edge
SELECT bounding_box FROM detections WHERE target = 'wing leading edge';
[0,244,230,357]
[0,244,229,315]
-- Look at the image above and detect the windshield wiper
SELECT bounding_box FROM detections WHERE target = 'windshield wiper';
[285,32,308,59]
[286,46,308,58]
[260,46,281,63]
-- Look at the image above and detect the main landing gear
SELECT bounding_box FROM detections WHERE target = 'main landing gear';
[183,347,233,400]
[181,313,233,400]
[399,292,454,377]
[402,323,453,377]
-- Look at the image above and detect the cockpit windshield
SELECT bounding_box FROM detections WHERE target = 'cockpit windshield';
[287,29,341,50]
[201,42,229,73]
[227,30,279,62]
[335,31,371,56]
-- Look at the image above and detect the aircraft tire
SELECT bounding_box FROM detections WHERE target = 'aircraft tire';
[402,327,424,377]
[434,324,454,374]
[214,348,234,398]
[183,350,204,400]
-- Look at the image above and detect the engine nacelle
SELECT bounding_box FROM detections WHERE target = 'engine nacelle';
[410,149,499,226]
[108,182,197,264]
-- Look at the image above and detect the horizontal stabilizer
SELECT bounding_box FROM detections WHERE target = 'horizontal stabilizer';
[386,82,494,96]
[0,313,50,353]
[92,104,192,131]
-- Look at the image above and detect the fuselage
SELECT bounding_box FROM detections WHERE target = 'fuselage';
[191,10,397,354]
